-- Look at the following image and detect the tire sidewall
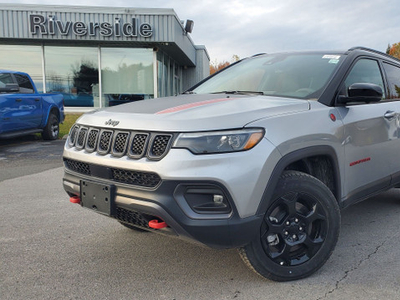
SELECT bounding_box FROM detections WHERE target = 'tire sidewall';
[246,171,340,281]
[42,113,59,140]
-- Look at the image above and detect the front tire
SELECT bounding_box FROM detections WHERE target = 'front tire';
[42,113,59,140]
[239,171,340,281]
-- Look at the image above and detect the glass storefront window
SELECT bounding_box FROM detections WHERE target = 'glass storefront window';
[0,45,43,92]
[0,44,184,108]
[45,46,99,107]
[101,48,154,106]
[157,51,183,98]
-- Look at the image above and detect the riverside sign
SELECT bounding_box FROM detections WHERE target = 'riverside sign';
[29,14,153,38]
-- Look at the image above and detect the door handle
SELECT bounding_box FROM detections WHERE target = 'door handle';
[34,98,41,101]
[384,111,396,119]
[15,98,22,102]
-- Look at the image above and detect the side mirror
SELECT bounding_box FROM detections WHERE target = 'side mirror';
[0,83,19,93]
[337,83,383,104]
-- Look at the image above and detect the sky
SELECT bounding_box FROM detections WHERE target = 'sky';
[2,0,399,63]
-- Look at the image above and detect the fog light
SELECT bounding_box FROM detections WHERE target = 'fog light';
[213,195,224,205]
[180,185,232,214]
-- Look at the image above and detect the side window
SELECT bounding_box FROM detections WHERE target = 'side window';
[0,73,14,88]
[383,62,400,100]
[343,59,385,99]
[14,74,35,94]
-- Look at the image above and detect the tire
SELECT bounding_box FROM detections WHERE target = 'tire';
[42,113,59,140]
[239,171,340,281]
[118,221,148,232]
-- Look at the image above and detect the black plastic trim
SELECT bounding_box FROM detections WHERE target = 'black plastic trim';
[173,183,233,219]
[256,146,342,215]
[0,128,42,139]
[340,176,391,209]
[63,172,261,248]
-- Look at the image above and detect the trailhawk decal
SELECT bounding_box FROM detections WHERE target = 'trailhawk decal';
[350,157,371,167]
[155,98,232,114]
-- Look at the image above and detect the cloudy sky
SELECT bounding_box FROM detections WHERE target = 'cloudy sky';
[3,0,399,62]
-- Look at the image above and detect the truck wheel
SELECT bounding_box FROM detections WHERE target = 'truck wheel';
[42,113,59,140]
[239,171,340,281]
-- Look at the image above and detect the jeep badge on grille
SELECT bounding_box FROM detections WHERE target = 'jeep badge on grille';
[105,119,120,127]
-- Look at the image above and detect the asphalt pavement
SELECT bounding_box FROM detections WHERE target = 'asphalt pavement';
[0,135,65,181]
[1,137,400,299]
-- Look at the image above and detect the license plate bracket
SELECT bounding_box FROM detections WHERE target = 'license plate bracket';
[80,180,115,216]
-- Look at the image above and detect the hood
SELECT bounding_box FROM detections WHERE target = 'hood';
[77,94,310,132]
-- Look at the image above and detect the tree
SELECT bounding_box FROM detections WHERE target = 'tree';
[210,60,229,75]
[71,60,99,94]
[388,43,400,60]
[386,44,391,54]
[209,55,240,75]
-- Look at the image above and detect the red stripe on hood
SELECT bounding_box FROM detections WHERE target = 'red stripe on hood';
[155,98,232,114]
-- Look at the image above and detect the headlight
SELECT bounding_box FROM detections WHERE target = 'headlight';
[172,128,264,154]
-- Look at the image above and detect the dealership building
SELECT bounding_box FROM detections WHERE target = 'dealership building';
[0,4,210,110]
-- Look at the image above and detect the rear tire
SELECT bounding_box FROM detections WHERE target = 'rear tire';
[42,113,59,140]
[239,171,340,281]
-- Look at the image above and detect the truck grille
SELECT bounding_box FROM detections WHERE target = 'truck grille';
[63,158,161,188]
[68,125,173,160]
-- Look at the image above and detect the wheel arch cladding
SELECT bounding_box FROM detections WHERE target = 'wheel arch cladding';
[256,145,342,216]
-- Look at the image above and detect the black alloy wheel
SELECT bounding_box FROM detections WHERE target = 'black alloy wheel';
[239,171,340,281]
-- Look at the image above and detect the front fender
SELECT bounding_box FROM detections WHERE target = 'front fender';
[256,145,342,216]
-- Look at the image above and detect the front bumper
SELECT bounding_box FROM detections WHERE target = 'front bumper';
[62,138,280,248]
[63,169,262,248]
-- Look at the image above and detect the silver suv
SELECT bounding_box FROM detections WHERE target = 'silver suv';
[63,47,400,281]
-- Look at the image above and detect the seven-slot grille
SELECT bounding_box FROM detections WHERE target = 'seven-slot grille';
[68,125,173,160]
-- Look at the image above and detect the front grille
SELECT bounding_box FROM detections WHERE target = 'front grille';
[111,168,161,187]
[113,132,129,156]
[63,158,161,188]
[86,129,99,152]
[129,133,149,158]
[76,127,88,149]
[64,159,91,175]
[69,125,79,146]
[149,135,172,158]
[67,125,173,161]
[116,207,150,228]
[98,130,113,154]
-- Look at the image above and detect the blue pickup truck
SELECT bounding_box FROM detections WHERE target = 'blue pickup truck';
[0,70,64,140]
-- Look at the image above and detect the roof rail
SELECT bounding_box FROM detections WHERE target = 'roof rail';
[251,53,267,57]
[348,46,400,62]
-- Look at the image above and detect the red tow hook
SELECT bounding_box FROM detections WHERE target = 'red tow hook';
[70,196,81,204]
[149,219,167,229]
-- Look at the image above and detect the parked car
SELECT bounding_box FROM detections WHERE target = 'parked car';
[62,47,400,281]
[0,70,64,140]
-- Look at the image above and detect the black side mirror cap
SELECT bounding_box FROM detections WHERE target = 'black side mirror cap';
[337,83,383,104]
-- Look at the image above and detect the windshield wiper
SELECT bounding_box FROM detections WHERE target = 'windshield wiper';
[183,91,196,94]
[211,90,265,95]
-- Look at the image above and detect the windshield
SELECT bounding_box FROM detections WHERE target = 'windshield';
[192,53,343,99]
